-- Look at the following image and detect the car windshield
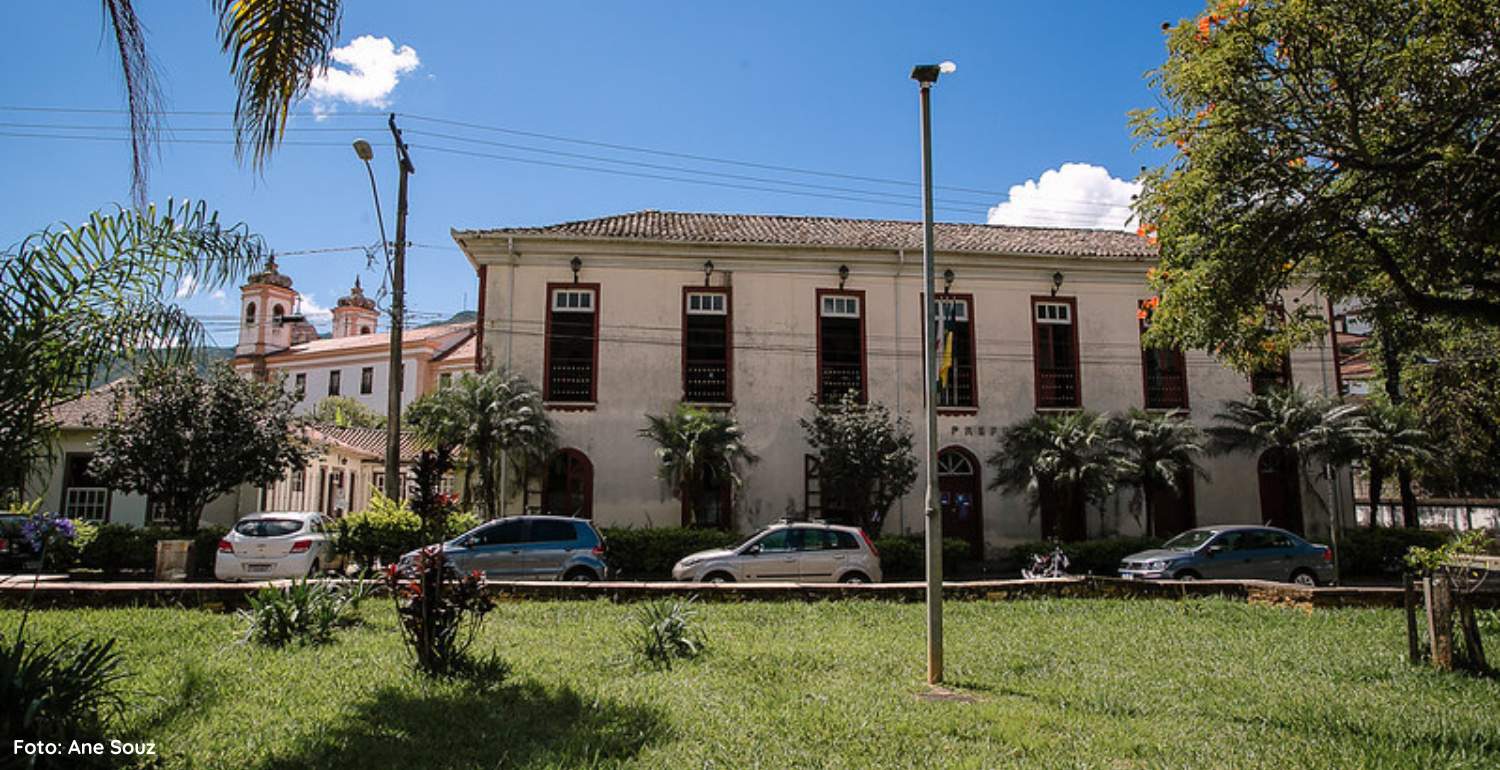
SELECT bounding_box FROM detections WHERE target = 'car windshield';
[234,519,303,537]
[1162,530,1217,550]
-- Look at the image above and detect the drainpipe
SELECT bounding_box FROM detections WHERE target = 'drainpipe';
[498,236,517,519]
[895,248,907,534]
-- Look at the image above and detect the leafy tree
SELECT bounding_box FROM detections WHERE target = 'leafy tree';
[0,200,268,496]
[1109,409,1210,537]
[987,412,1124,542]
[639,405,758,528]
[1206,388,1365,530]
[1400,319,1500,501]
[310,396,387,429]
[405,369,556,521]
[799,393,917,535]
[98,0,344,205]
[1131,0,1500,371]
[89,364,313,535]
[1353,399,1432,528]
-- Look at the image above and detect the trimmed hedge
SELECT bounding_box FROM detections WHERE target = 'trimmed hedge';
[1336,526,1451,578]
[333,499,484,569]
[1008,536,1165,577]
[600,527,744,579]
[873,536,971,580]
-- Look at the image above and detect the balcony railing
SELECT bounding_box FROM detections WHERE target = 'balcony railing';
[1036,366,1078,408]
[938,365,975,408]
[546,358,595,402]
[818,363,864,403]
[1145,370,1188,409]
[684,360,730,403]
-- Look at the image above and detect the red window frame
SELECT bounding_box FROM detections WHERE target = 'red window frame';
[926,292,979,413]
[680,286,734,404]
[1138,305,1189,410]
[815,288,868,405]
[542,282,601,407]
[1030,295,1082,409]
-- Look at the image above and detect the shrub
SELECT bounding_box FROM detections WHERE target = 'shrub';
[628,597,707,669]
[42,520,97,571]
[80,524,157,574]
[1338,526,1452,578]
[1008,536,1164,576]
[384,547,501,680]
[601,527,744,579]
[241,578,370,647]
[445,510,482,540]
[335,493,425,568]
[0,633,127,768]
[873,535,970,580]
[189,525,229,579]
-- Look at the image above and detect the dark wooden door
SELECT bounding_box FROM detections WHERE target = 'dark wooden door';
[543,449,594,519]
[938,448,984,559]
[1257,448,1304,534]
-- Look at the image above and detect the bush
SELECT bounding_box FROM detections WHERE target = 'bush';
[1008,536,1165,577]
[80,524,157,574]
[601,527,744,579]
[384,546,502,681]
[628,597,707,669]
[241,578,370,647]
[42,520,97,571]
[189,525,228,579]
[445,510,482,540]
[873,535,970,580]
[334,493,425,568]
[0,633,127,768]
[1338,526,1452,578]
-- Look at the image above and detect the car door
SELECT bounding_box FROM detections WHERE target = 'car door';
[795,528,840,582]
[524,519,579,579]
[741,528,799,581]
[461,519,528,579]
[1198,531,1242,579]
[1242,529,1298,581]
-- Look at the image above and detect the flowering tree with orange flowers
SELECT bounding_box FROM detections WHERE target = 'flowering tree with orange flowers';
[1129,0,1500,373]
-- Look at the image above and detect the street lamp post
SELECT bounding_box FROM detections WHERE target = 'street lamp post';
[911,60,955,686]
[351,114,416,502]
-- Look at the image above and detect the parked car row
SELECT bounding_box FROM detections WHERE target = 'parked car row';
[210,513,1331,588]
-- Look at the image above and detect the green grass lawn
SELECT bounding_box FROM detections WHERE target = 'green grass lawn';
[7,599,1499,769]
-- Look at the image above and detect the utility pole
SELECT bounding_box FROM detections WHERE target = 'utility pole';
[383,114,415,501]
[911,60,954,686]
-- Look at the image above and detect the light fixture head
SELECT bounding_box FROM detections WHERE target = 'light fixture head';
[570,256,583,282]
[1051,270,1065,297]
[939,61,957,74]
[352,139,374,161]
[838,264,850,289]
[911,61,956,84]
[703,259,714,286]
[943,269,956,293]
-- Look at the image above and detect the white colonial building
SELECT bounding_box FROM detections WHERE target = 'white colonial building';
[454,210,1350,557]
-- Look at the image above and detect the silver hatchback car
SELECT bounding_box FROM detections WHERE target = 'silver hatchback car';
[672,522,883,583]
[401,515,609,581]
[1119,525,1335,586]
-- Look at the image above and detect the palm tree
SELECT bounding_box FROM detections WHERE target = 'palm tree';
[1206,387,1365,529]
[639,405,758,528]
[1354,400,1431,528]
[100,1,344,205]
[1110,409,1210,537]
[1,200,269,496]
[987,411,1124,542]
[405,369,557,521]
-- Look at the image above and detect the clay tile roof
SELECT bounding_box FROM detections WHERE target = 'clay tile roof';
[305,425,426,463]
[456,209,1156,259]
[51,380,128,429]
[432,334,476,364]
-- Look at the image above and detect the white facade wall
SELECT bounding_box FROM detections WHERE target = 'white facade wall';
[277,352,427,416]
[468,236,1349,554]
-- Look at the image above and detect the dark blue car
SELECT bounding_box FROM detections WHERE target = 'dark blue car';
[1119,525,1335,586]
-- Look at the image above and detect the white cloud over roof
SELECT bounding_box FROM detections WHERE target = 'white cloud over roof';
[986,163,1140,232]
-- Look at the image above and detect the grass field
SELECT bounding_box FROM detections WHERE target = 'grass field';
[6,599,1499,769]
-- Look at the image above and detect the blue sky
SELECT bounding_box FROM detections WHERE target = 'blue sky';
[1,1,1203,341]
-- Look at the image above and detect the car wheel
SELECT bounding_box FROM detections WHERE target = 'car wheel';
[704,571,734,584]
[839,572,870,584]
[1291,569,1319,588]
[563,568,597,582]
[1174,570,1201,581]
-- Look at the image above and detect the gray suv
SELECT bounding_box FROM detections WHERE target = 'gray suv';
[1119,525,1335,586]
[401,515,609,581]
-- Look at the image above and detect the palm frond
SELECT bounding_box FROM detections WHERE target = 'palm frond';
[101,0,163,209]
[213,0,343,169]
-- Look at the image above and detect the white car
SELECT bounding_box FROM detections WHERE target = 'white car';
[215,512,331,581]
[672,521,883,583]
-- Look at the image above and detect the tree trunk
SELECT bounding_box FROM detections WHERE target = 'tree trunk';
[1367,465,1385,528]
[1397,468,1420,528]
[1142,482,1156,538]
[1378,323,1421,529]
[477,445,496,520]
[1423,576,1455,671]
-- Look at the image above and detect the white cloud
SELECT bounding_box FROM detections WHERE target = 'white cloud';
[986,163,1140,231]
[308,36,420,113]
[210,289,227,303]
[298,292,333,330]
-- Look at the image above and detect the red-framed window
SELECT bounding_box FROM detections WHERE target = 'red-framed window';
[816,289,867,404]
[1138,299,1188,410]
[682,287,732,404]
[931,293,978,410]
[544,283,600,404]
[1031,296,1081,409]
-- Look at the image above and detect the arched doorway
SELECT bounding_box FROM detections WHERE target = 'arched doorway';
[542,449,594,519]
[1257,447,1303,534]
[938,447,984,559]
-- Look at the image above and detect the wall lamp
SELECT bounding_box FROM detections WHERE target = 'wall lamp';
[942,269,955,293]
[703,259,714,286]
[1051,270,1065,297]
[838,264,850,289]
[570,256,582,283]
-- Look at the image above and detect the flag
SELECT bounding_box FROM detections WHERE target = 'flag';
[938,303,957,388]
